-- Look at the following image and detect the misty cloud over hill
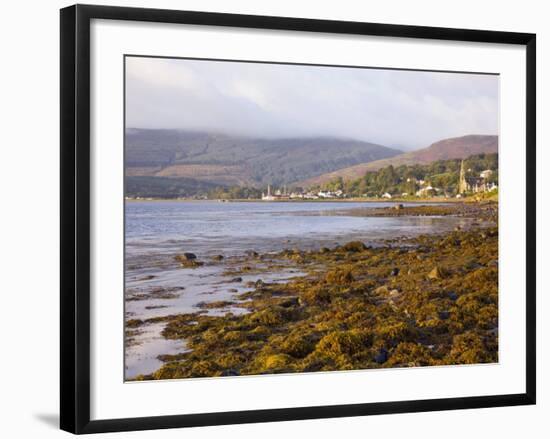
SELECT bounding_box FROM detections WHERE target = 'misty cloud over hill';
[125,129,402,187]
[126,57,499,150]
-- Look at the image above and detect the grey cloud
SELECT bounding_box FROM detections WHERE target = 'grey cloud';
[125,56,499,150]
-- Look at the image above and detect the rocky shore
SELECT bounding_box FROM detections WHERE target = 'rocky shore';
[318,201,498,221]
[129,201,498,380]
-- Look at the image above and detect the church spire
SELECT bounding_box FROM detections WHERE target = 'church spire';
[458,160,466,194]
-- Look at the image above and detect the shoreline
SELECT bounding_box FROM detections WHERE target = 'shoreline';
[126,201,498,380]
[125,197,495,204]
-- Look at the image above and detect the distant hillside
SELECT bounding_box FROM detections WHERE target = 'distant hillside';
[300,135,498,187]
[125,129,401,187]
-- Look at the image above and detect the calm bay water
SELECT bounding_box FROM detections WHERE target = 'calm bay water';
[124,201,469,379]
[126,201,456,257]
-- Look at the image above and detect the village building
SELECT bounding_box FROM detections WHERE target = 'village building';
[480,169,494,179]
[261,184,275,201]
[306,193,319,199]
[317,190,344,199]
[458,160,498,194]
[262,185,291,201]
[416,185,438,197]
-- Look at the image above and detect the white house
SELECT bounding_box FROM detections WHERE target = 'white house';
[416,185,439,197]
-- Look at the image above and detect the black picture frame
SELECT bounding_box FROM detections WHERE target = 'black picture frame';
[60,4,536,434]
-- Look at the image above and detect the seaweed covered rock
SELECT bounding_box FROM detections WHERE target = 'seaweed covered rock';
[279,332,317,358]
[341,241,367,253]
[446,331,496,364]
[176,260,204,268]
[427,266,446,280]
[373,285,390,295]
[246,306,295,326]
[385,342,434,367]
[325,267,354,285]
[316,330,372,359]
[178,252,197,260]
[300,286,331,305]
[175,253,204,268]
[153,359,219,380]
[261,354,293,370]
[377,321,416,346]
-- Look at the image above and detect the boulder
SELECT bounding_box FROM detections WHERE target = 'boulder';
[447,291,458,301]
[390,268,400,276]
[220,369,240,377]
[374,348,388,364]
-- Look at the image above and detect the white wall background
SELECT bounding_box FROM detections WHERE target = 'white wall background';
[0,0,546,437]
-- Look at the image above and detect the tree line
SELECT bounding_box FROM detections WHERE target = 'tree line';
[317,153,498,197]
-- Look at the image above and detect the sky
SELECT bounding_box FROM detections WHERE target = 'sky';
[125,56,499,150]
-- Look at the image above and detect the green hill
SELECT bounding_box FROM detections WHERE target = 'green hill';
[300,135,498,187]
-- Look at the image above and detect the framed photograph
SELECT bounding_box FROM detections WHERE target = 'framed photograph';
[60,4,536,434]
